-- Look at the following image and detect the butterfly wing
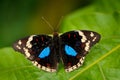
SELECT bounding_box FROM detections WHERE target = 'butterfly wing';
[60,30,101,72]
[13,35,58,72]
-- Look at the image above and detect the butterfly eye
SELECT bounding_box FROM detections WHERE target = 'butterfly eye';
[38,47,50,58]
[65,45,77,56]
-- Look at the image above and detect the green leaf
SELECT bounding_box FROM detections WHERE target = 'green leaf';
[1,0,120,80]
[60,0,120,80]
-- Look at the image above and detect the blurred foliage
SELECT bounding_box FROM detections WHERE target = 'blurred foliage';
[0,0,90,48]
[0,0,120,80]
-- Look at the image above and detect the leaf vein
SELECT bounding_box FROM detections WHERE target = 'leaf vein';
[69,44,120,80]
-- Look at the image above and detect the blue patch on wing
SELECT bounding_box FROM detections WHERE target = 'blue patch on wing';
[39,47,50,58]
[65,45,77,56]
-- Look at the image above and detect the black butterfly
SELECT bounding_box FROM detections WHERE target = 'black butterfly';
[13,30,101,72]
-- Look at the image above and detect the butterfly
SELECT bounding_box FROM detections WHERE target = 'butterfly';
[13,30,101,72]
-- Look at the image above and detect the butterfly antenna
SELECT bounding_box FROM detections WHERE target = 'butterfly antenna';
[41,17,54,32]
[55,16,64,32]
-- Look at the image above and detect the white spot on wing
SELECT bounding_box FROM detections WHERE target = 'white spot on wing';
[41,66,46,70]
[78,31,87,42]
[90,32,94,37]
[72,65,77,69]
[82,57,85,60]
[23,47,30,57]
[92,37,97,42]
[16,45,21,49]
[32,61,56,72]
[18,40,22,45]
[26,35,35,48]
[66,67,73,72]
[34,61,38,66]
[38,64,41,68]
[32,61,35,64]
[51,69,56,72]
[77,63,80,67]
[16,40,22,49]
[46,67,51,72]
[85,41,90,51]
[80,57,85,64]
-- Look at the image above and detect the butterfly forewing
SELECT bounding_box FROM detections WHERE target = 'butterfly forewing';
[13,35,58,72]
[60,30,101,72]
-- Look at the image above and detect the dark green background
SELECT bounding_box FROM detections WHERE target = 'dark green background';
[0,0,120,80]
[0,0,92,48]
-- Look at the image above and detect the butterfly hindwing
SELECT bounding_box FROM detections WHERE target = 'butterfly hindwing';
[13,35,59,72]
[60,30,101,72]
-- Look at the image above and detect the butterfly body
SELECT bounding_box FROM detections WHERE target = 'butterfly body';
[13,30,101,72]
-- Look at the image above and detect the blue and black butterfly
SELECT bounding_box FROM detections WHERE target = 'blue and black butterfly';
[13,30,101,72]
